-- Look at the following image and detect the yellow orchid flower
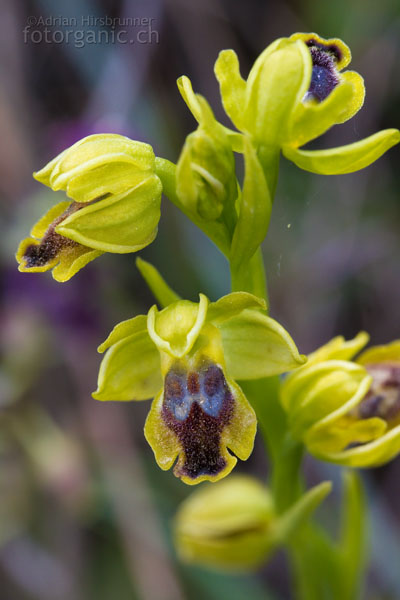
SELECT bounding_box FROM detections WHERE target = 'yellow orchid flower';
[213,33,399,176]
[93,292,306,484]
[16,134,162,282]
[281,333,400,467]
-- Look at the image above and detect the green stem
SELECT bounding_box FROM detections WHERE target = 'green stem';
[230,248,268,304]
[257,145,280,199]
[242,377,304,513]
[271,436,304,512]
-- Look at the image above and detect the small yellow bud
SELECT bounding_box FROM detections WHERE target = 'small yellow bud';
[174,476,275,571]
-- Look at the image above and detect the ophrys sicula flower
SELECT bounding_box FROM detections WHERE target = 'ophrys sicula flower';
[17,134,162,281]
[281,334,400,467]
[94,292,306,484]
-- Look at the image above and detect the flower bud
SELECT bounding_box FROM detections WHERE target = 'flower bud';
[174,476,275,571]
[175,81,237,223]
[173,475,331,571]
[176,128,236,221]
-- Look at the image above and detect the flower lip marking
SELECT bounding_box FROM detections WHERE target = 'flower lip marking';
[21,195,110,269]
[304,40,341,103]
[164,369,191,421]
[162,361,234,479]
[356,363,400,424]
[23,235,72,268]
[22,203,82,268]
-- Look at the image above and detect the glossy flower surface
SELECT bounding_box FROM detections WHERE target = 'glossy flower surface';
[94,292,306,484]
[214,32,399,176]
[17,134,162,282]
[281,333,400,467]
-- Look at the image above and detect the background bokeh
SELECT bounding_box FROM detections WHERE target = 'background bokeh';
[1,0,400,598]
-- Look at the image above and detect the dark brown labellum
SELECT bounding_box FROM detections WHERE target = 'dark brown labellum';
[23,202,84,268]
[304,41,340,102]
[162,361,234,480]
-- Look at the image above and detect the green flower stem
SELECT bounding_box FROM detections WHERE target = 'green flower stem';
[272,436,304,513]
[257,144,280,199]
[229,139,305,514]
[242,377,304,513]
[230,248,268,304]
[155,157,231,256]
[288,472,368,600]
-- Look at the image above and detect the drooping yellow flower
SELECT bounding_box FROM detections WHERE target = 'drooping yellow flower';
[281,333,400,467]
[16,134,162,282]
[93,292,306,484]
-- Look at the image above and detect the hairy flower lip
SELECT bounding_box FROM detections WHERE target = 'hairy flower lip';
[305,38,343,63]
[290,32,351,71]
[162,361,235,481]
[18,196,105,270]
[304,45,340,103]
[19,202,81,270]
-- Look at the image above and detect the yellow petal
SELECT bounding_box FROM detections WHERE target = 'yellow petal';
[55,175,161,253]
[144,390,180,470]
[147,295,209,359]
[283,129,400,174]
[245,39,312,144]
[51,245,102,282]
[222,379,257,461]
[316,424,400,467]
[97,315,148,353]
[30,200,71,238]
[286,74,365,148]
[335,71,365,123]
[307,332,369,365]
[214,50,247,131]
[93,329,162,401]
[356,340,400,366]
[220,309,306,380]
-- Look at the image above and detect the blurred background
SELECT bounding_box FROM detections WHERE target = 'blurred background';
[1,0,400,598]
